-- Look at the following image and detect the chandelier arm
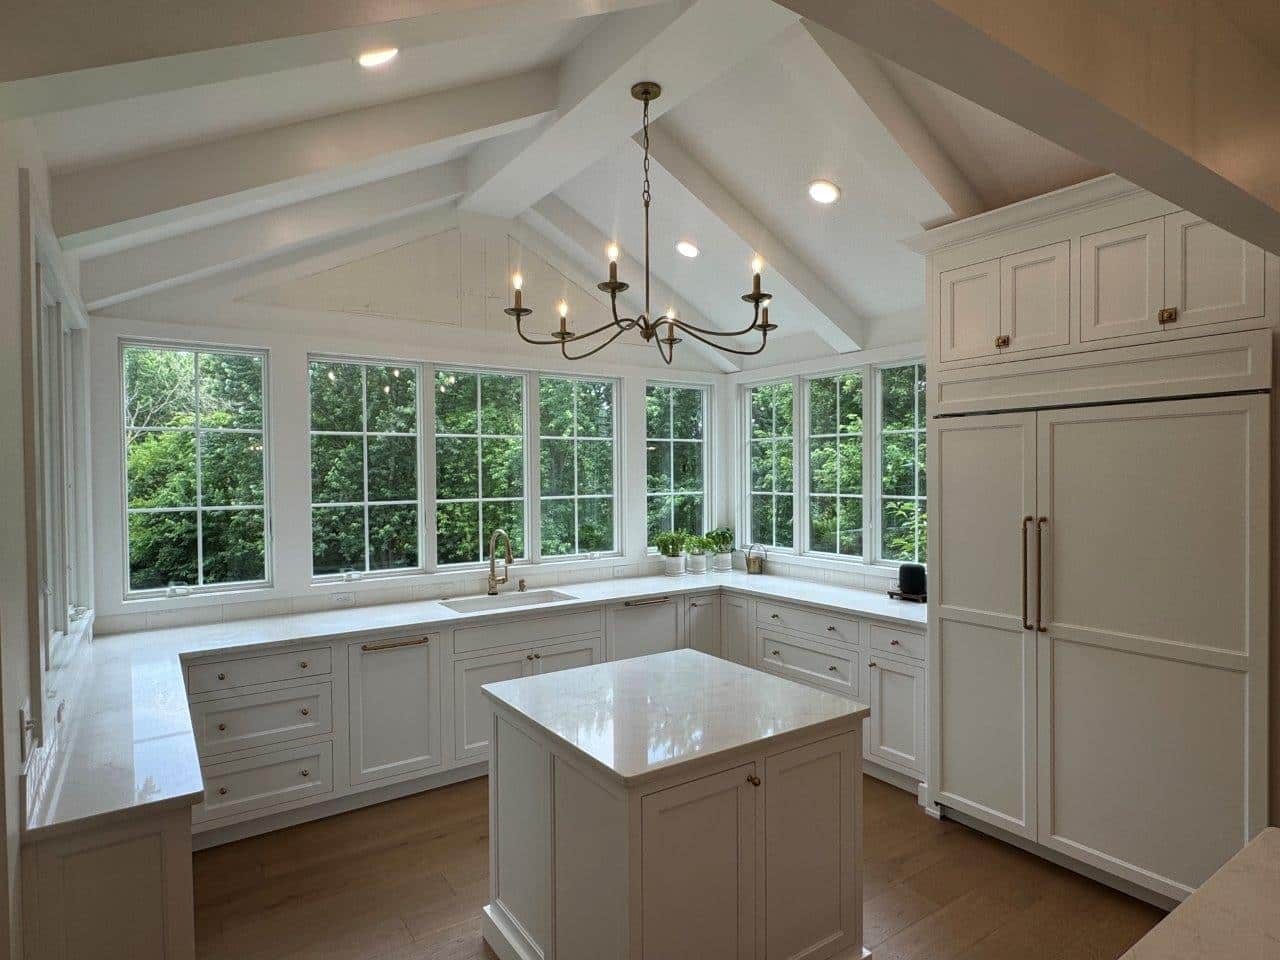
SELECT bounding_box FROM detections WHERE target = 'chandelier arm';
[609,289,641,330]
[667,303,761,338]
[676,323,771,357]
[558,325,631,361]
[655,335,675,365]
[514,316,569,346]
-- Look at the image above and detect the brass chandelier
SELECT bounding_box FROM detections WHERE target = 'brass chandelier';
[505,81,776,365]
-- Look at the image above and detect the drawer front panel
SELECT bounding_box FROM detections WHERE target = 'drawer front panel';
[188,647,332,694]
[757,629,858,698]
[453,610,602,654]
[869,623,926,661]
[195,742,333,823]
[755,600,860,646]
[192,683,333,757]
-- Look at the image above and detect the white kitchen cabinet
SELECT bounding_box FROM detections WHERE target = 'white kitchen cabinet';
[1000,241,1071,353]
[533,635,602,675]
[938,258,1000,361]
[865,655,925,776]
[720,594,752,666]
[685,593,721,657]
[453,647,530,763]
[348,634,441,785]
[607,596,681,660]
[1164,211,1265,329]
[1080,216,1165,342]
[641,763,757,960]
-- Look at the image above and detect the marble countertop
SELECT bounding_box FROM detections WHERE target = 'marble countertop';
[483,648,870,785]
[1120,827,1278,958]
[26,572,922,840]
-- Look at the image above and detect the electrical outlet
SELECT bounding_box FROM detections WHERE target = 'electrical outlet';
[330,592,357,607]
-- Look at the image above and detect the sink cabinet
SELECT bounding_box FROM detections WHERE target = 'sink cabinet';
[606,596,681,660]
[349,634,442,785]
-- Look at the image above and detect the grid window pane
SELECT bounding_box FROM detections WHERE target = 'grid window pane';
[645,384,706,545]
[540,377,617,556]
[804,372,864,559]
[747,381,794,549]
[123,345,268,592]
[437,369,525,565]
[878,362,927,563]
[310,359,422,576]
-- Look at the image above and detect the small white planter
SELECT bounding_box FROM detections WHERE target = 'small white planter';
[687,553,708,574]
[662,554,685,577]
[711,552,732,572]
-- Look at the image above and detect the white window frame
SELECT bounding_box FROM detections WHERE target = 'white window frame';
[533,372,623,563]
[803,370,867,561]
[644,381,711,549]
[874,359,927,565]
[308,355,426,581]
[121,339,273,598]
[738,358,926,570]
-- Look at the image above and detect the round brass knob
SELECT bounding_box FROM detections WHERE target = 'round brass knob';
[526,653,534,661]
[771,649,780,656]
[217,672,227,681]
[890,638,901,646]
[746,774,761,786]
[533,653,541,659]
[828,665,838,672]
[218,787,228,796]
[300,769,310,778]
[770,613,780,620]
[217,723,226,732]
[299,708,310,717]
[299,660,309,669]
[827,625,836,632]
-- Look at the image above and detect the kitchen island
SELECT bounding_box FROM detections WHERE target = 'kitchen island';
[481,647,872,960]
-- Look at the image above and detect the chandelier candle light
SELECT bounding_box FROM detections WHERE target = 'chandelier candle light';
[505,81,777,364]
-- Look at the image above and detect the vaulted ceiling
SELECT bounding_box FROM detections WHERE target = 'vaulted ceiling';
[6,0,1103,371]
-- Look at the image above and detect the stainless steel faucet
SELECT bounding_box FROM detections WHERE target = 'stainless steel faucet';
[487,529,514,595]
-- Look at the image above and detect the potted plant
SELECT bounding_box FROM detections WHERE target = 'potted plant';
[654,531,686,576]
[705,527,734,571]
[685,535,711,574]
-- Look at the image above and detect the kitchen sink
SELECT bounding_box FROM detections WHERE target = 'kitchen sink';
[441,589,576,614]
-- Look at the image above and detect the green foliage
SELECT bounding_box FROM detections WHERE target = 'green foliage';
[538,377,616,556]
[645,384,706,546]
[878,363,927,562]
[704,527,734,552]
[685,535,712,555]
[654,531,685,558]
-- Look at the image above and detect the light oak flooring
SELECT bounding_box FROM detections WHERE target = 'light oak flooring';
[193,774,1164,960]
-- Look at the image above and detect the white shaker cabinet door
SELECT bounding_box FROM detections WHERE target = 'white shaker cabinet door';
[686,594,722,657]
[1000,241,1071,353]
[349,635,442,785]
[938,259,1001,362]
[641,763,757,960]
[721,595,752,666]
[1034,395,1268,897]
[533,635,603,675]
[1164,211,1265,330]
[929,412,1038,839]
[866,655,925,776]
[452,648,531,763]
[1080,217,1164,341]
[607,596,680,660]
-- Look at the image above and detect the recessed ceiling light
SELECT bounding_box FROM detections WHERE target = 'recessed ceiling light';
[808,179,841,204]
[675,240,699,258]
[358,47,399,68]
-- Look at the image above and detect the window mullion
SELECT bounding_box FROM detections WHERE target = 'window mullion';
[194,351,205,586]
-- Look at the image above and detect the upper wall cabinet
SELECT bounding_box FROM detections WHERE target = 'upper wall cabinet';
[1080,217,1165,342]
[939,260,1000,361]
[1164,211,1265,329]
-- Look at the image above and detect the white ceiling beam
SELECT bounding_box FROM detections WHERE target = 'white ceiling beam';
[80,160,465,310]
[524,196,741,372]
[637,128,864,353]
[57,69,556,258]
[775,0,1280,255]
[800,21,984,224]
[461,0,797,218]
[0,0,666,96]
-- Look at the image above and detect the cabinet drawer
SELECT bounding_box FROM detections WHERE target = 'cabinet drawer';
[192,683,333,757]
[194,742,333,823]
[755,600,859,646]
[869,623,925,661]
[188,647,331,694]
[453,610,601,654]
[757,629,859,698]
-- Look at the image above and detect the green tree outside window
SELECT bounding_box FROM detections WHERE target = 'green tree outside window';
[808,372,863,557]
[879,362,927,562]
[540,377,616,557]
[748,380,794,548]
[646,384,706,546]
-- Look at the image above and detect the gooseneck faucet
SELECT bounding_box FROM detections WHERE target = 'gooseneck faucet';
[487,529,514,595]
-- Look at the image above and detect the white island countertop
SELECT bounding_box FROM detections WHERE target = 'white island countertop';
[482,648,871,786]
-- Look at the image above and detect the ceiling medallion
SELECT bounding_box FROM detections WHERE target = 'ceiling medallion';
[505,81,776,364]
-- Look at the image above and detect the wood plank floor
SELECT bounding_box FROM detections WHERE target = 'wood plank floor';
[193,774,1164,960]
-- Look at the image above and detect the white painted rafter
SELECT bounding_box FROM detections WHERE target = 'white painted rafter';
[524,195,742,372]
[80,161,465,310]
[57,69,557,257]
[636,128,865,353]
[462,0,798,219]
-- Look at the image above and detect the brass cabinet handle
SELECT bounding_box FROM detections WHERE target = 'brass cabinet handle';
[526,653,535,661]
[533,653,541,660]
[995,334,1011,348]
[770,613,781,620]
[1022,516,1034,631]
[217,723,227,732]
[889,638,900,646]
[217,672,227,681]
[361,637,429,653]
[828,665,838,672]
[747,774,761,786]
[869,661,878,668]
[299,660,309,669]
[826,625,836,632]
[771,649,781,657]
[624,596,670,607]
[300,769,310,778]
[299,707,310,717]
[1158,307,1178,324]
[218,786,228,796]
[1036,517,1048,633]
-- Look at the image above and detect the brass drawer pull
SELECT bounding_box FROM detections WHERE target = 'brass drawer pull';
[828,665,838,672]
[217,723,227,732]
[533,653,541,660]
[361,637,429,653]
[526,653,535,661]
[1021,516,1034,630]
[300,769,310,778]
[746,774,761,786]
[1036,517,1049,633]
[771,649,781,657]
[826,625,836,632]
[299,660,309,669]
[770,613,780,620]
[869,661,878,668]
[217,672,227,681]
[623,596,670,607]
[218,786,228,796]
[299,707,311,717]
[889,638,900,646]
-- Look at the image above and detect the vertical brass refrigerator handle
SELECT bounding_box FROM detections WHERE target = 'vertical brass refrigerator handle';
[1036,517,1048,633]
[1021,517,1033,630]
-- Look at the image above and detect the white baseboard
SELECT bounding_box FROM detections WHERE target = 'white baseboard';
[863,760,922,796]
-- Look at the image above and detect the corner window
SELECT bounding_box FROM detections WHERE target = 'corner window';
[645,384,707,546]
[807,372,863,558]
[538,376,617,557]
[747,380,794,548]
[435,370,526,564]
[309,359,420,576]
[123,344,268,592]
[878,362,927,562]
